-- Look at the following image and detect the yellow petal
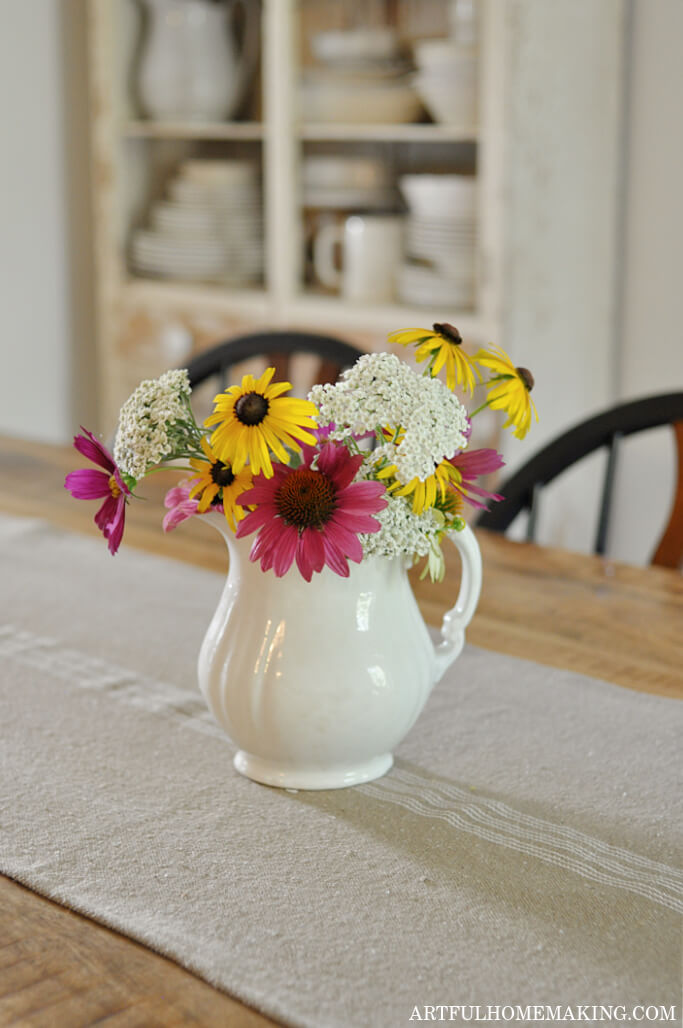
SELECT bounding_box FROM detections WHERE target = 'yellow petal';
[388,328,435,346]
[196,482,219,513]
[254,367,276,392]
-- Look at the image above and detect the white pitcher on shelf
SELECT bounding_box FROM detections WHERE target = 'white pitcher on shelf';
[137,0,259,122]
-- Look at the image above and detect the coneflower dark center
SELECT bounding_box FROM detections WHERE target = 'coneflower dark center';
[276,468,337,529]
[433,322,462,345]
[516,367,535,392]
[235,392,269,426]
[211,460,235,488]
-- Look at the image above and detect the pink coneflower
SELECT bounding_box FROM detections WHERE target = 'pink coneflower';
[162,480,225,532]
[236,442,387,580]
[447,447,505,510]
[64,428,131,554]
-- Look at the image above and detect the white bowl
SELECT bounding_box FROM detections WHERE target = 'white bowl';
[311,28,400,64]
[169,178,260,206]
[300,77,422,125]
[152,203,220,235]
[302,156,392,191]
[399,175,477,219]
[412,74,477,126]
[302,187,400,211]
[413,40,477,72]
[180,159,258,186]
[397,264,475,307]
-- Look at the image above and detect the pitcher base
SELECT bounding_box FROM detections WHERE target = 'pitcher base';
[233,751,393,790]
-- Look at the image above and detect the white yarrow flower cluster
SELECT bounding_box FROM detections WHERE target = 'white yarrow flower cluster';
[392,375,468,483]
[309,351,469,484]
[310,353,419,438]
[360,493,443,561]
[114,369,192,479]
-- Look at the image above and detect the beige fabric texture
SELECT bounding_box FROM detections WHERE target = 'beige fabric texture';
[0,514,681,1028]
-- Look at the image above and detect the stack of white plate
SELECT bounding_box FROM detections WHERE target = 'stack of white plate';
[300,28,421,125]
[130,159,263,285]
[412,40,478,127]
[302,155,398,210]
[398,174,477,308]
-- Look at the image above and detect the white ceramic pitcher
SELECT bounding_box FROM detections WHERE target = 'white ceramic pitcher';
[198,516,482,790]
[137,0,259,122]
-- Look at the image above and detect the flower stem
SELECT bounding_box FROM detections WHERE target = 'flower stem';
[469,399,492,418]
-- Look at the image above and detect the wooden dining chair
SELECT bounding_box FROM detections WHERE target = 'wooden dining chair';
[185,330,364,394]
[476,392,683,569]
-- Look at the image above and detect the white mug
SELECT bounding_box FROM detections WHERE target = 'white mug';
[313,215,404,302]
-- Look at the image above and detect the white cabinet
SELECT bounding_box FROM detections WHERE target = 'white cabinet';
[89,0,507,426]
[89,0,625,510]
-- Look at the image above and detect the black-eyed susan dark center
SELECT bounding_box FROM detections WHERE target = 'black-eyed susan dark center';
[210,460,236,488]
[432,322,462,345]
[235,392,269,426]
[516,367,535,392]
[276,468,337,529]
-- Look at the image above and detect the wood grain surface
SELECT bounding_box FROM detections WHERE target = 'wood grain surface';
[2,434,682,1027]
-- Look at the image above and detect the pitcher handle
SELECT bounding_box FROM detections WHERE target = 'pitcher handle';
[433,524,482,682]
[313,221,344,290]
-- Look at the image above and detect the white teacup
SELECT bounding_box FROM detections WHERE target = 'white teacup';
[313,214,404,303]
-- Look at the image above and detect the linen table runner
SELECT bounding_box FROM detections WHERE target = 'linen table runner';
[1,515,681,1027]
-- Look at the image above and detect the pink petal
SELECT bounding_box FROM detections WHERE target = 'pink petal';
[237,506,275,534]
[162,500,198,532]
[239,483,278,504]
[272,524,299,577]
[337,480,388,514]
[164,484,192,509]
[325,521,363,563]
[65,469,112,500]
[73,428,115,472]
[298,527,325,580]
[451,448,505,480]
[251,520,282,561]
[236,506,277,538]
[317,442,364,489]
[322,536,350,577]
[300,444,319,468]
[295,541,314,581]
[330,511,382,534]
[94,494,118,532]
[112,467,131,496]
[464,482,504,501]
[104,500,126,554]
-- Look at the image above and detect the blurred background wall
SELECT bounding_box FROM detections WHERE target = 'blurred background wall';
[609,0,683,564]
[0,0,94,442]
[0,0,680,564]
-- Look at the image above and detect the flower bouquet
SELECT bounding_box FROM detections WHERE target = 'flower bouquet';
[65,325,537,789]
[66,324,537,581]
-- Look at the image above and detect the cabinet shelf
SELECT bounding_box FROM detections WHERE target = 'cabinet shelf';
[287,294,489,339]
[122,120,264,141]
[123,277,270,317]
[122,279,490,342]
[299,123,477,143]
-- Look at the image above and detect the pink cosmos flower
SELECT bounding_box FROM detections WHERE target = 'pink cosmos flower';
[162,481,224,532]
[447,447,505,510]
[163,482,200,532]
[64,428,131,554]
[236,441,387,581]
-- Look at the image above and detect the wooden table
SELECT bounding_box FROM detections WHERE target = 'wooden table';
[2,434,681,1027]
